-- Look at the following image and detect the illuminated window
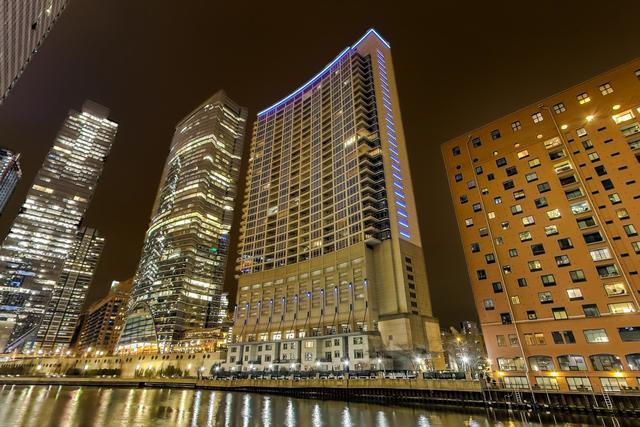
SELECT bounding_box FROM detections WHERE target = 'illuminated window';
[604,283,627,297]
[599,82,613,95]
[531,112,544,123]
[589,247,612,261]
[528,158,541,168]
[546,208,561,219]
[612,109,634,124]
[522,215,535,226]
[577,92,590,104]
[528,260,542,271]
[519,231,532,242]
[553,103,566,114]
[608,302,636,314]
[511,121,522,132]
[552,307,568,320]
[584,329,608,343]
[544,225,558,236]
[538,291,553,303]
[567,288,583,300]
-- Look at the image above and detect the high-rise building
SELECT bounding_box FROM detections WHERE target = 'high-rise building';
[76,278,133,354]
[224,29,443,372]
[33,227,105,353]
[0,101,117,351]
[0,148,22,214]
[118,91,247,353]
[442,59,640,393]
[0,1,69,103]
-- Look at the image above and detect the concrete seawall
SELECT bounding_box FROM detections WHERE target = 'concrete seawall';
[0,376,639,417]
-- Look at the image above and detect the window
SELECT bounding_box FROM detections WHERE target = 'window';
[608,302,636,314]
[557,238,573,250]
[553,102,566,114]
[500,313,512,324]
[616,208,629,219]
[539,291,553,303]
[636,68,640,79]
[522,215,535,226]
[483,299,494,310]
[452,146,461,156]
[470,242,480,253]
[517,149,529,159]
[529,356,554,371]
[567,288,583,300]
[604,282,627,297]
[583,304,600,317]
[582,139,594,149]
[525,172,538,182]
[511,204,523,215]
[589,247,612,261]
[541,274,556,286]
[528,158,541,168]
[501,221,509,229]
[566,377,592,391]
[534,197,548,208]
[519,231,532,242]
[549,149,566,161]
[490,129,501,140]
[588,152,600,162]
[613,109,636,124]
[506,166,518,177]
[497,357,524,371]
[559,174,577,185]
[590,354,622,371]
[475,166,483,175]
[479,227,489,237]
[596,264,619,278]
[565,187,583,200]
[601,378,628,393]
[496,157,507,167]
[487,173,495,181]
[528,260,542,271]
[517,278,528,287]
[531,243,545,255]
[601,179,615,190]
[508,248,518,257]
[577,92,590,104]
[460,195,468,204]
[527,310,537,319]
[570,201,590,215]
[545,225,558,236]
[464,218,473,227]
[513,190,525,200]
[552,307,568,320]
[608,193,621,204]
[598,82,613,95]
[633,241,640,254]
[485,253,496,264]
[532,112,544,123]
[576,127,587,137]
[555,255,570,266]
[477,269,487,280]
[546,208,561,219]
[503,180,514,190]
[496,335,506,347]
[583,231,604,244]
[471,137,482,148]
[558,355,588,371]
[511,296,520,304]
[576,216,596,229]
[570,269,586,282]
[472,202,482,212]
[595,167,607,177]
[467,180,477,189]
[624,224,638,236]
[537,182,551,193]
[619,327,640,342]
[511,121,522,132]
[584,329,609,343]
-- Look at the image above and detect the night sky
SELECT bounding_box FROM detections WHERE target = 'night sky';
[0,1,639,328]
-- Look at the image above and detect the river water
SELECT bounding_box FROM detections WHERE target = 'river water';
[0,385,635,426]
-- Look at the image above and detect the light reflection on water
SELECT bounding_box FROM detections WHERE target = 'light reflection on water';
[0,385,634,427]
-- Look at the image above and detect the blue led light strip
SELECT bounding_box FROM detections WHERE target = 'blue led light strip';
[376,49,410,239]
[257,28,391,116]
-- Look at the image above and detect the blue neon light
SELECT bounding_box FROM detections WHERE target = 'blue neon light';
[257,29,390,116]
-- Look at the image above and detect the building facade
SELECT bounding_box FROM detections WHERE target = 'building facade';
[226,29,443,373]
[0,149,21,214]
[442,60,640,392]
[0,101,117,351]
[0,0,69,103]
[119,91,247,352]
[33,227,105,353]
[76,279,132,354]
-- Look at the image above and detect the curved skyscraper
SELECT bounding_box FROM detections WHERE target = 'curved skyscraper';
[224,29,443,372]
[118,91,247,353]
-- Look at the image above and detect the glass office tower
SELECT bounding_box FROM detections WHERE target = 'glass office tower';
[0,101,117,351]
[118,91,247,353]
[0,148,22,214]
[0,0,69,103]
